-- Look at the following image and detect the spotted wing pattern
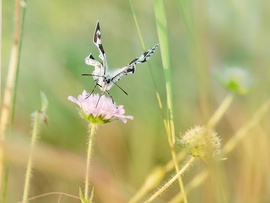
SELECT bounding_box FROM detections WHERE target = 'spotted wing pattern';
[109,44,159,84]
[85,22,107,88]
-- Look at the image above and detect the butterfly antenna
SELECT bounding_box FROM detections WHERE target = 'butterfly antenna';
[112,81,128,96]
[82,74,107,79]
[95,94,102,107]
[84,82,101,100]
[82,73,98,77]
[82,73,92,76]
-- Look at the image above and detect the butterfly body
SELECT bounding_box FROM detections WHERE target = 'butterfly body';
[84,21,158,97]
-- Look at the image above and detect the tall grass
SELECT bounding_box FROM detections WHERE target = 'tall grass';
[152,0,187,202]
[1,0,27,202]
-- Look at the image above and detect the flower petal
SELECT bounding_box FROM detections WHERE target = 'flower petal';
[68,90,133,124]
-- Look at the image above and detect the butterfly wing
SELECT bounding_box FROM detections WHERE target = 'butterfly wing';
[84,23,159,95]
[85,54,104,81]
[85,54,102,67]
[84,22,109,89]
[93,21,108,76]
[108,66,134,84]
[110,44,159,84]
[129,44,159,65]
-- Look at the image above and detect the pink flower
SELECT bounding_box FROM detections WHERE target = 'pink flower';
[68,90,133,124]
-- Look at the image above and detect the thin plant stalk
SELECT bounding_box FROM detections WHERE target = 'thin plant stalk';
[169,170,209,203]
[223,98,270,155]
[128,150,187,203]
[11,0,28,124]
[128,166,165,203]
[22,92,48,203]
[84,124,97,200]
[153,0,187,202]
[128,2,183,201]
[22,112,41,203]
[128,0,172,166]
[0,0,2,95]
[153,0,175,142]
[0,1,26,202]
[18,192,81,203]
[128,0,168,132]
[207,93,234,129]
[177,0,210,119]
[128,0,146,50]
[145,157,196,203]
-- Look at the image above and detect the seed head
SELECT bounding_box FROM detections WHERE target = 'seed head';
[179,126,221,161]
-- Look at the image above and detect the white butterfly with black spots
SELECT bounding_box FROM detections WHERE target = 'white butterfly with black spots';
[83,21,159,101]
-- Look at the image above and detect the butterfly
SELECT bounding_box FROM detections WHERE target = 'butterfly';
[83,21,159,102]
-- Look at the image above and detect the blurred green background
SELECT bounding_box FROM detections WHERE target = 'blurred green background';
[2,0,270,202]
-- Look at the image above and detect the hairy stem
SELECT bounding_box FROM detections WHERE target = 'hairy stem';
[22,112,41,203]
[145,157,195,203]
[84,124,97,200]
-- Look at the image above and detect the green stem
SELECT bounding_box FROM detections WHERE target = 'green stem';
[145,157,196,203]
[153,0,187,202]
[11,0,28,124]
[84,124,96,200]
[22,112,41,203]
[127,0,145,50]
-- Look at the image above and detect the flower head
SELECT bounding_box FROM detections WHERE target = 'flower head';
[217,66,252,95]
[68,90,133,124]
[179,126,221,161]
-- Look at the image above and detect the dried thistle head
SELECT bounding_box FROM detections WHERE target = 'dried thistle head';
[179,126,222,161]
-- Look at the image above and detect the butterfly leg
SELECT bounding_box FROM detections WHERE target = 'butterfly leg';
[105,90,115,104]
[93,90,115,108]
[95,93,102,107]
[85,82,100,99]
[95,90,109,107]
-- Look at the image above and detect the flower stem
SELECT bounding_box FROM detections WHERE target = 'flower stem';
[145,157,196,203]
[84,124,97,200]
[223,99,270,155]
[22,112,41,203]
[207,93,234,129]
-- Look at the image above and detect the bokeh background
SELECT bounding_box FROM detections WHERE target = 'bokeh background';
[2,0,270,202]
